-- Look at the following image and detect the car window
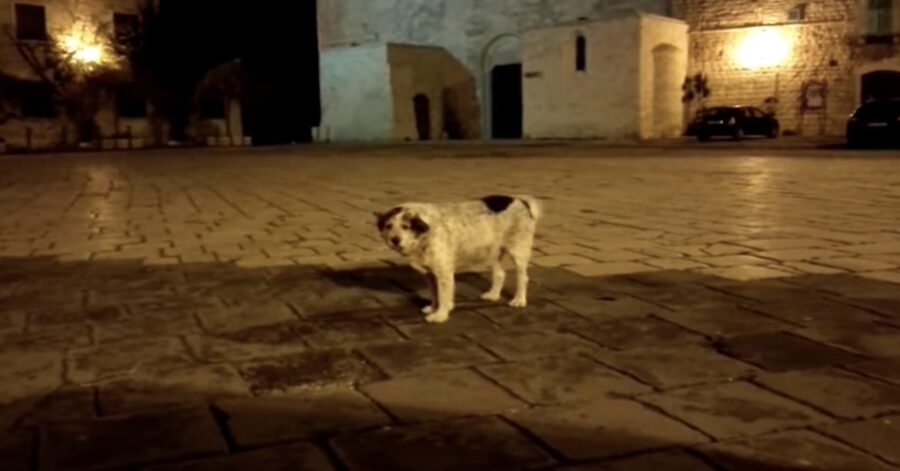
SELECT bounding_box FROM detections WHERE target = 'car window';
[854,101,900,119]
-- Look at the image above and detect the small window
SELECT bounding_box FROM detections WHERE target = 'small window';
[787,4,807,22]
[115,83,147,118]
[15,3,47,41]
[199,94,226,119]
[867,0,893,35]
[113,13,140,44]
[575,35,587,72]
[20,82,56,118]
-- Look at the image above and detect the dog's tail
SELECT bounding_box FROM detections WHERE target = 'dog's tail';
[517,195,542,220]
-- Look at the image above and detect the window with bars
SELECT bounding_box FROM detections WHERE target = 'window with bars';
[867,0,893,36]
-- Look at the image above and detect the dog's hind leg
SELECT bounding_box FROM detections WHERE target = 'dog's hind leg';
[480,257,506,302]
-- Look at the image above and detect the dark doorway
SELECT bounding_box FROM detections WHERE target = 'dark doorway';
[442,88,463,139]
[491,63,522,139]
[861,70,900,102]
[414,94,431,141]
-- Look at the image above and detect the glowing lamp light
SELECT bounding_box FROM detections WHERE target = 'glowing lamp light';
[59,29,105,66]
[735,28,791,70]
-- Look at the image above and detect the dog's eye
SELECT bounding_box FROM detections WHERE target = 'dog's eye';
[385,223,393,230]
[401,224,410,230]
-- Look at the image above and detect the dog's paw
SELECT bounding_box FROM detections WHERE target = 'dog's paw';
[480,291,501,302]
[508,297,527,308]
[425,312,450,324]
[421,304,435,314]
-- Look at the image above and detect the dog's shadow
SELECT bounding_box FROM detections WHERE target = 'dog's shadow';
[319,265,495,309]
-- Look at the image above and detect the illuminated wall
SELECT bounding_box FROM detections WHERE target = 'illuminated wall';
[669,0,899,136]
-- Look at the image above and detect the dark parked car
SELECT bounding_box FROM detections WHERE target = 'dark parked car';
[693,106,780,141]
[847,99,900,148]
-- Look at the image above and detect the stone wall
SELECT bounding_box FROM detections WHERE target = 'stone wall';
[522,15,642,139]
[523,13,686,140]
[318,43,393,141]
[387,44,480,140]
[672,0,900,136]
[317,0,670,138]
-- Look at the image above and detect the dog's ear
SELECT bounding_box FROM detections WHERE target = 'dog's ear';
[409,214,430,236]
[375,207,403,231]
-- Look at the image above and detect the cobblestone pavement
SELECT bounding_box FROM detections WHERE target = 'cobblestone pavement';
[1,144,900,470]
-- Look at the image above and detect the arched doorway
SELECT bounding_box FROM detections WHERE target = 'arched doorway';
[861,70,900,102]
[651,44,682,138]
[413,94,431,141]
[483,35,522,139]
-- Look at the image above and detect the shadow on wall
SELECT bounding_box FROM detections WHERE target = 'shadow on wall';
[388,45,481,141]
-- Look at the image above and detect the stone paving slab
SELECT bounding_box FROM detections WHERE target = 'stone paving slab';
[755,368,900,419]
[597,345,759,389]
[358,336,499,376]
[477,354,652,405]
[143,442,336,471]
[696,429,898,471]
[816,415,900,465]
[556,450,716,470]
[572,315,709,350]
[214,388,390,448]
[39,406,226,470]
[237,349,384,395]
[330,416,556,471]
[640,381,832,439]
[2,147,900,469]
[510,397,710,461]
[361,369,526,422]
[716,331,865,372]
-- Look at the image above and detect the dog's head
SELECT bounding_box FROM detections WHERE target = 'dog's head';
[374,206,430,255]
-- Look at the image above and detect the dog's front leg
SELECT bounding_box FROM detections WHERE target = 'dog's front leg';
[422,272,437,314]
[425,267,454,324]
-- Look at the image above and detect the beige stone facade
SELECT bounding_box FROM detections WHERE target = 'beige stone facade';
[675,0,900,136]
[319,0,900,141]
[318,43,478,142]
[316,0,670,141]
[0,0,244,151]
[523,13,688,140]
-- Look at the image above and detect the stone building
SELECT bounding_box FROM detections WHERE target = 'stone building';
[316,0,675,141]
[674,0,900,136]
[523,12,688,139]
[319,0,900,140]
[0,0,243,151]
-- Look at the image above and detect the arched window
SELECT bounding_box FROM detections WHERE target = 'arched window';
[575,35,587,72]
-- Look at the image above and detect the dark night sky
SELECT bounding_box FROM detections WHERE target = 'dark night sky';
[157,0,320,143]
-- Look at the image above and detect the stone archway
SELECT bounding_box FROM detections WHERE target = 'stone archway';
[482,34,522,139]
[651,43,682,138]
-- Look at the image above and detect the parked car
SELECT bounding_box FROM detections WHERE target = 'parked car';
[846,99,900,148]
[693,106,780,141]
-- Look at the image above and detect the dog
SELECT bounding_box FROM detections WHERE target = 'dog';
[375,194,541,323]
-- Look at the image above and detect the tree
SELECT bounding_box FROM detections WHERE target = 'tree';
[682,73,711,110]
[682,73,711,134]
[3,4,126,144]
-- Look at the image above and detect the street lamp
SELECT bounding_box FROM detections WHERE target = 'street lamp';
[735,28,792,70]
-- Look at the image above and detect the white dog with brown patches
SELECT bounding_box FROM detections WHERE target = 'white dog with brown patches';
[375,195,541,324]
